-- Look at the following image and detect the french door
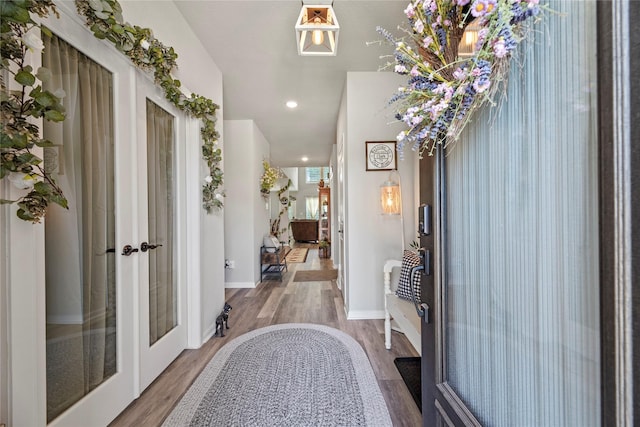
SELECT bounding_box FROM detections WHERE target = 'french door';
[420,1,603,425]
[40,9,187,425]
[41,28,137,427]
[135,75,188,392]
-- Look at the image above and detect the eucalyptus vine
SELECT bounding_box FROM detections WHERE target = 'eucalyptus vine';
[1,0,68,222]
[271,178,292,239]
[1,0,224,224]
[75,0,224,212]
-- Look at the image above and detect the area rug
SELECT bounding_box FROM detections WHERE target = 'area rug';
[285,247,308,263]
[292,269,338,282]
[163,323,392,426]
[394,357,422,412]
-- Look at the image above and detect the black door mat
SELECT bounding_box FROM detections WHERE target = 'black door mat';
[394,357,422,412]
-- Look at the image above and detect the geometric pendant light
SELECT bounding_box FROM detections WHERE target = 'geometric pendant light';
[295,2,339,56]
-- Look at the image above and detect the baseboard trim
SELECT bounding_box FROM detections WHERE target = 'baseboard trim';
[346,310,385,320]
[201,323,217,345]
[225,282,256,289]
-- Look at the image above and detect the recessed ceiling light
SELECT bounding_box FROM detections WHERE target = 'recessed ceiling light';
[301,156,309,162]
[286,100,298,109]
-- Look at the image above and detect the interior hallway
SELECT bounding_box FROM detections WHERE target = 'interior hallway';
[110,243,421,426]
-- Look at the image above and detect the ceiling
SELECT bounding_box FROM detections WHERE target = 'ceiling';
[174,0,406,167]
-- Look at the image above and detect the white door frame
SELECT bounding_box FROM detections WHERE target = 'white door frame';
[337,133,348,307]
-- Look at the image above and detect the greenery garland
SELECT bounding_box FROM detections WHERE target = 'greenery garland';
[1,0,67,222]
[0,0,224,223]
[259,159,283,199]
[271,178,292,239]
[76,0,224,213]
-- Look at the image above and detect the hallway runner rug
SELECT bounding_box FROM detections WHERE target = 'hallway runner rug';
[162,324,392,426]
[285,247,308,263]
[293,269,338,282]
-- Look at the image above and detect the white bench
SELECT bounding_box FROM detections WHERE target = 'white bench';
[384,259,421,355]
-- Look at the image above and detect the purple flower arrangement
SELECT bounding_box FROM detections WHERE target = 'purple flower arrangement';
[379,0,542,156]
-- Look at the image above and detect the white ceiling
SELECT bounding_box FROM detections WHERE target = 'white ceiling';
[174,0,406,167]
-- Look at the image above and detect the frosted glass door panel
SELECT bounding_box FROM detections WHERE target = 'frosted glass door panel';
[442,1,600,425]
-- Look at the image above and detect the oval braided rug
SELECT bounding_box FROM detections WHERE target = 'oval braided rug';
[163,323,392,427]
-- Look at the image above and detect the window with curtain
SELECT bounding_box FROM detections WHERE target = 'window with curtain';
[305,196,319,219]
[442,1,600,425]
[305,167,329,184]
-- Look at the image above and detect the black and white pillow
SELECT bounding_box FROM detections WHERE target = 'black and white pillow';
[395,250,422,302]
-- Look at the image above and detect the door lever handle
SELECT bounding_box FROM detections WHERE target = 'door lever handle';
[140,242,163,252]
[409,264,426,319]
[121,245,139,256]
[408,248,431,320]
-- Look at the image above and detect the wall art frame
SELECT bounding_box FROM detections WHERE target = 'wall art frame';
[365,141,397,171]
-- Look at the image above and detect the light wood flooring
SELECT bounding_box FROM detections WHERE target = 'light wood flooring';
[110,244,421,426]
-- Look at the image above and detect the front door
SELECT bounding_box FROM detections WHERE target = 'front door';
[418,153,437,425]
[421,0,602,425]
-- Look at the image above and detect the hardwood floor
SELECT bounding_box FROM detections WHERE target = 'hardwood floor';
[110,244,421,426]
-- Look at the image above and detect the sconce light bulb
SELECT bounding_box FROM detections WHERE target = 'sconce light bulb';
[465,31,474,44]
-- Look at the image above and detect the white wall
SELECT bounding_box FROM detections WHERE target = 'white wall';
[223,120,270,288]
[281,167,298,191]
[341,71,415,319]
[120,0,226,345]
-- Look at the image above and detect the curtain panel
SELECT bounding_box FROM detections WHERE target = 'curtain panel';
[43,34,116,422]
[146,99,176,345]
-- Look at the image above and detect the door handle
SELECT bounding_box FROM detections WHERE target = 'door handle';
[121,245,139,256]
[140,242,163,252]
[409,263,426,319]
[408,248,430,321]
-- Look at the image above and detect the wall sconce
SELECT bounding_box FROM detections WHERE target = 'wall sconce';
[380,179,401,215]
[458,19,481,58]
[295,3,339,56]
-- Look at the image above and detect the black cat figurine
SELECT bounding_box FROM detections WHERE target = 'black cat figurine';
[214,302,232,337]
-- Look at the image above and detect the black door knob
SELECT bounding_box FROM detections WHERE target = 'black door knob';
[121,245,139,256]
[140,242,163,252]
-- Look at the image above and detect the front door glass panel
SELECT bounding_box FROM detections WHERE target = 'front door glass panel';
[442,1,600,424]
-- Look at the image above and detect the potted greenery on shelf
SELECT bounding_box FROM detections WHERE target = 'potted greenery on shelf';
[318,239,330,258]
